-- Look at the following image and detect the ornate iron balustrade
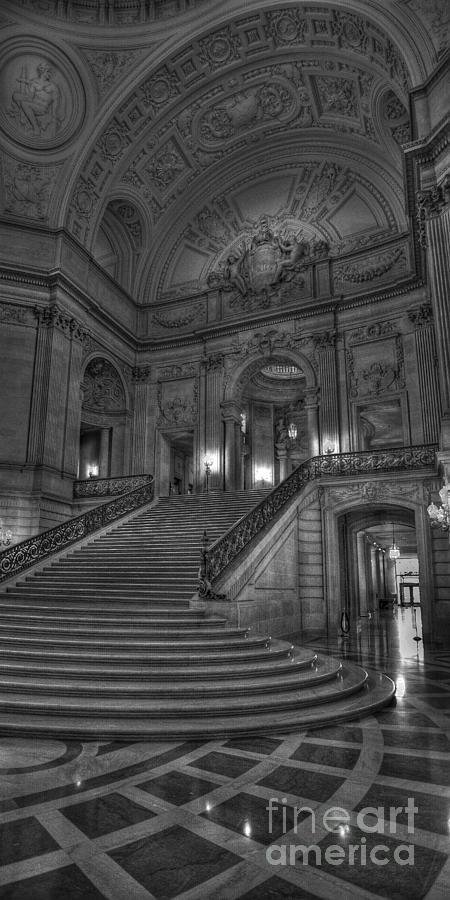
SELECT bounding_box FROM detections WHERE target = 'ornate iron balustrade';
[0,475,154,584]
[73,473,151,499]
[203,444,437,588]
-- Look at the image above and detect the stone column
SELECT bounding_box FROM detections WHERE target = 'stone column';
[28,305,83,475]
[277,448,288,482]
[304,388,320,457]
[356,532,368,615]
[203,355,224,491]
[131,365,151,474]
[313,332,340,453]
[99,427,110,477]
[221,400,241,492]
[408,304,441,445]
[416,178,450,447]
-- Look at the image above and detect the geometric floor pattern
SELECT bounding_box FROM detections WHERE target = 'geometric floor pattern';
[0,608,449,900]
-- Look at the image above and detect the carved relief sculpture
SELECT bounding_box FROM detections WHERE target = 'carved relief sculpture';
[82,358,126,412]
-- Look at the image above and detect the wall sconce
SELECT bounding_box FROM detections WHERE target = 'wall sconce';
[427,479,450,530]
[324,442,335,455]
[0,521,13,549]
[88,465,99,478]
[287,422,297,440]
[204,457,213,492]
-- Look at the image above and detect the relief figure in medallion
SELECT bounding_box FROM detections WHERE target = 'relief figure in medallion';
[10,61,65,137]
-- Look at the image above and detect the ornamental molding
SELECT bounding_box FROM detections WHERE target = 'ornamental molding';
[157,376,198,427]
[1,155,59,221]
[131,365,151,383]
[0,302,33,325]
[346,333,405,399]
[408,303,433,329]
[326,479,421,505]
[82,357,126,412]
[348,320,395,343]
[82,48,146,97]
[333,246,408,288]
[65,2,410,245]
[151,303,203,330]
[34,304,87,342]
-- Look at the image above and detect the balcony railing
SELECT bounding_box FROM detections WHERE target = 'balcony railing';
[73,473,151,499]
[201,444,437,591]
[0,475,154,584]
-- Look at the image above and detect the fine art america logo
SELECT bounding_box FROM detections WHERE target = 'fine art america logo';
[265,797,417,867]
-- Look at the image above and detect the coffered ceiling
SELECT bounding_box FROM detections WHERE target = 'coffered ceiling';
[1,0,446,306]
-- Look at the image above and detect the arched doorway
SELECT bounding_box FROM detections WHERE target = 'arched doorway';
[339,505,425,655]
[78,357,129,480]
[222,350,319,491]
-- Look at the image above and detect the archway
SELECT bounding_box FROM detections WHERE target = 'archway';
[338,504,426,655]
[222,347,318,491]
[78,357,129,480]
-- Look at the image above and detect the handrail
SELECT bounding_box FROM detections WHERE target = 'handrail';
[0,475,154,584]
[73,473,151,499]
[204,444,437,587]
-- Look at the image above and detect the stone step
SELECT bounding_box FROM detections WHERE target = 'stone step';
[0,664,368,716]
[0,647,315,679]
[0,656,342,698]
[0,640,289,665]
[0,631,258,650]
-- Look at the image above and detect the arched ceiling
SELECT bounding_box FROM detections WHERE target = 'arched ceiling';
[1,0,446,306]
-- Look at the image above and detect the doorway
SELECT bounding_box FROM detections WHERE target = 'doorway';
[158,431,194,496]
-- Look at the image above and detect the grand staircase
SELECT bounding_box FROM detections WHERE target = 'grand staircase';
[0,490,395,739]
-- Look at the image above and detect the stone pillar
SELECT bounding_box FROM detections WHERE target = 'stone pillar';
[28,305,84,476]
[304,388,320,457]
[131,366,151,474]
[221,400,241,492]
[356,532,368,615]
[408,304,442,445]
[203,355,224,491]
[99,427,110,477]
[314,332,340,453]
[277,448,288,482]
[416,178,450,446]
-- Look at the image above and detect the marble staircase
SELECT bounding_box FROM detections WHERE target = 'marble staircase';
[0,490,395,738]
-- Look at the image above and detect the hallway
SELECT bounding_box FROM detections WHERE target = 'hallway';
[0,613,449,900]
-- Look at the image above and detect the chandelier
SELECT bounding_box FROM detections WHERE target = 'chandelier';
[427,479,450,530]
[389,522,400,560]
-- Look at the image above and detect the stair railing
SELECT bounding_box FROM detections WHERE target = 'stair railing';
[200,444,437,593]
[73,473,151,499]
[0,474,154,584]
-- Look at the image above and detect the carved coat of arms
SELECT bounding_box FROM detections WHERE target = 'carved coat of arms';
[208,216,328,306]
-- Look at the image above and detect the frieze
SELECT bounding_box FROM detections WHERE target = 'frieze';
[333,246,407,288]
[348,321,395,343]
[2,157,57,221]
[0,303,33,325]
[158,364,198,379]
[151,303,203,330]
[327,480,421,505]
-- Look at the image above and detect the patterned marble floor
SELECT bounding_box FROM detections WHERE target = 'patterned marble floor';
[0,606,449,900]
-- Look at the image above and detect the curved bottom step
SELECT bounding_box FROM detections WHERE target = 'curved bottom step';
[0,660,395,741]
